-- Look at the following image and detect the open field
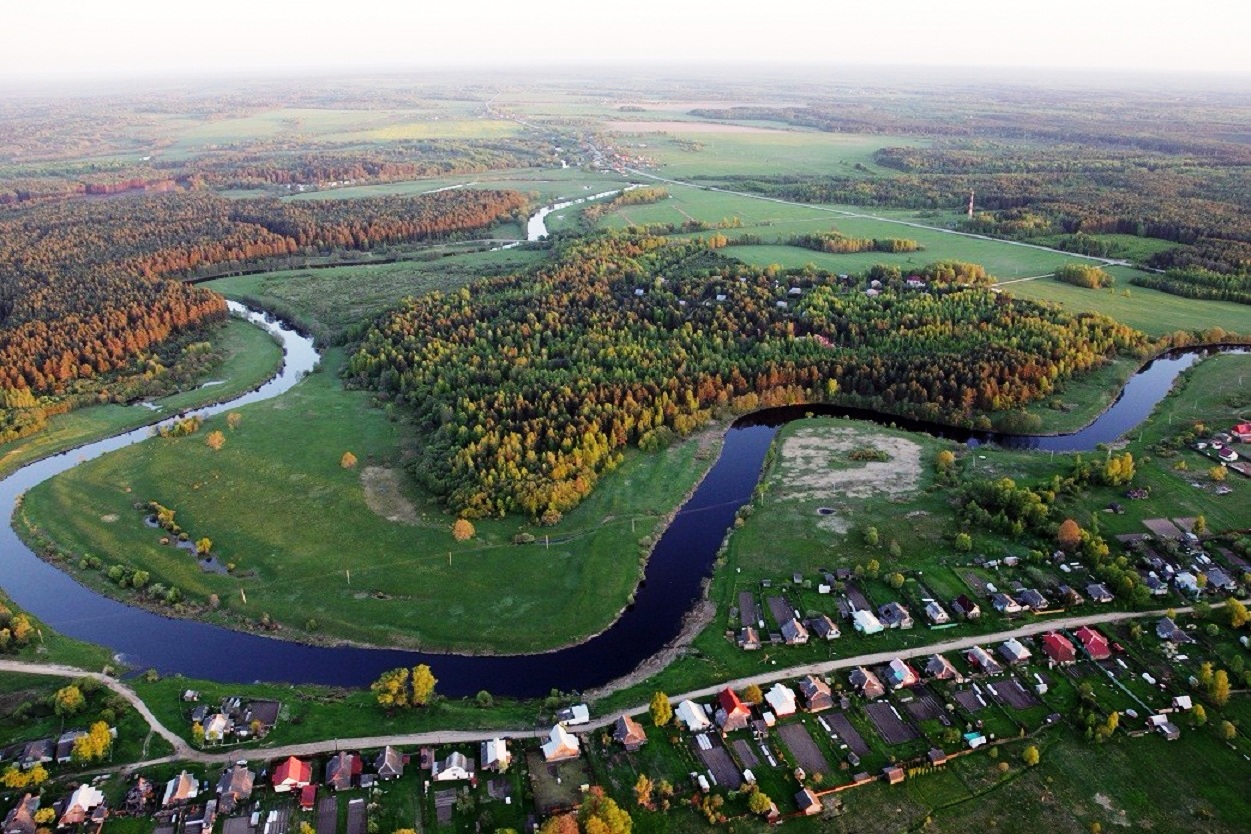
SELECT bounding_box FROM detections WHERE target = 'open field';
[997,270,1251,337]
[206,248,547,342]
[594,182,1100,279]
[626,131,920,179]
[17,348,723,654]
[0,317,283,480]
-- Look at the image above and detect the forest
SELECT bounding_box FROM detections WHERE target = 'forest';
[347,231,1144,521]
[0,187,526,442]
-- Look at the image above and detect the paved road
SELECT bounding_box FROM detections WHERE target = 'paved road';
[4,599,1241,771]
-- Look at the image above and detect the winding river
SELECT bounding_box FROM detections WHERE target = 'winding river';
[1,303,1248,695]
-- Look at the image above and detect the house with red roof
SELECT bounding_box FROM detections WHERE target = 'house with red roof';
[1231,422,1251,442]
[272,757,312,793]
[715,688,751,733]
[1040,632,1076,665]
[1074,626,1111,660]
[299,784,317,811]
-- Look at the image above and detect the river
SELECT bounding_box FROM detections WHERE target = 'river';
[1,307,1246,695]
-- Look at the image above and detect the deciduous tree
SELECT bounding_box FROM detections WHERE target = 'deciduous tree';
[650,692,672,726]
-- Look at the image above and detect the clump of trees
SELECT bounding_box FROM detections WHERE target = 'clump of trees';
[1055,264,1115,289]
[790,230,922,254]
[370,664,438,711]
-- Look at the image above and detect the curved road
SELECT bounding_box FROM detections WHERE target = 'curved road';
[4,599,1238,771]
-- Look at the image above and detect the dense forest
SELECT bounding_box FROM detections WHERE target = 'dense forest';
[348,232,1144,521]
[0,188,526,442]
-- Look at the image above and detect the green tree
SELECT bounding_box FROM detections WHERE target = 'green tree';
[1229,598,1249,629]
[864,526,880,546]
[1193,703,1207,725]
[1193,515,1207,535]
[52,684,85,717]
[954,532,973,552]
[748,790,774,815]
[191,722,205,746]
[1218,720,1236,741]
[650,691,672,727]
[475,690,494,709]
[411,664,437,706]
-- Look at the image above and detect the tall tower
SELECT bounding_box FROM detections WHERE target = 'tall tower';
[967,189,975,219]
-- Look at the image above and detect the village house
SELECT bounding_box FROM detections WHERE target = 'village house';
[3,795,37,834]
[1040,631,1076,665]
[967,645,1003,675]
[883,765,906,784]
[1148,714,1181,741]
[271,757,312,793]
[557,704,591,726]
[374,746,405,781]
[1203,566,1236,592]
[1017,588,1050,611]
[1074,626,1112,660]
[434,752,473,782]
[716,688,752,733]
[675,700,712,732]
[203,713,230,744]
[541,724,581,762]
[924,654,959,681]
[998,637,1032,665]
[884,659,919,690]
[795,787,821,816]
[924,600,951,625]
[54,730,86,765]
[612,715,647,751]
[780,618,810,645]
[878,601,914,629]
[480,738,511,771]
[808,614,840,640]
[1217,447,1239,463]
[853,609,884,635]
[952,595,981,619]
[738,627,761,650]
[1231,422,1251,442]
[1058,585,1085,606]
[1086,583,1114,603]
[765,683,798,717]
[59,784,105,828]
[18,739,53,770]
[1174,571,1201,596]
[798,675,835,711]
[991,593,1023,615]
[326,752,362,790]
[162,771,198,807]
[849,667,886,700]
[215,764,254,814]
[1157,617,1193,643]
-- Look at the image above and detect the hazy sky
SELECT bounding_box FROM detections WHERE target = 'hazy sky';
[6,0,1248,80]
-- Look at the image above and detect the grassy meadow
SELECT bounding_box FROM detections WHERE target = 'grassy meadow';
[17,346,725,654]
[0,317,283,480]
[206,248,547,342]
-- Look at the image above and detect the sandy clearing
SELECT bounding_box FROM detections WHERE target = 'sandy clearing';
[361,466,419,525]
[100,513,119,523]
[604,120,787,134]
[775,427,923,532]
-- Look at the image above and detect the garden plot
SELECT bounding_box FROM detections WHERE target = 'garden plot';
[732,739,760,768]
[901,685,950,725]
[738,591,762,627]
[953,687,989,713]
[434,789,457,825]
[316,796,337,834]
[527,751,591,814]
[692,734,743,790]
[778,723,831,776]
[865,702,919,744]
[824,712,871,757]
[987,679,1040,710]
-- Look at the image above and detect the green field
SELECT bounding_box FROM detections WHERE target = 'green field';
[594,183,1101,279]
[999,270,1251,337]
[0,317,283,480]
[206,248,548,342]
[629,131,919,179]
[18,347,724,654]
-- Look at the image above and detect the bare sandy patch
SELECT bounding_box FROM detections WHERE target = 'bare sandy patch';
[605,120,786,134]
[99,514,119,523]
[774,427,923,531]
[1093,793,1131,826]
[361,466,419,525]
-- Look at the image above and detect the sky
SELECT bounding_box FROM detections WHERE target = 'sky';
[5,0,1248,81]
